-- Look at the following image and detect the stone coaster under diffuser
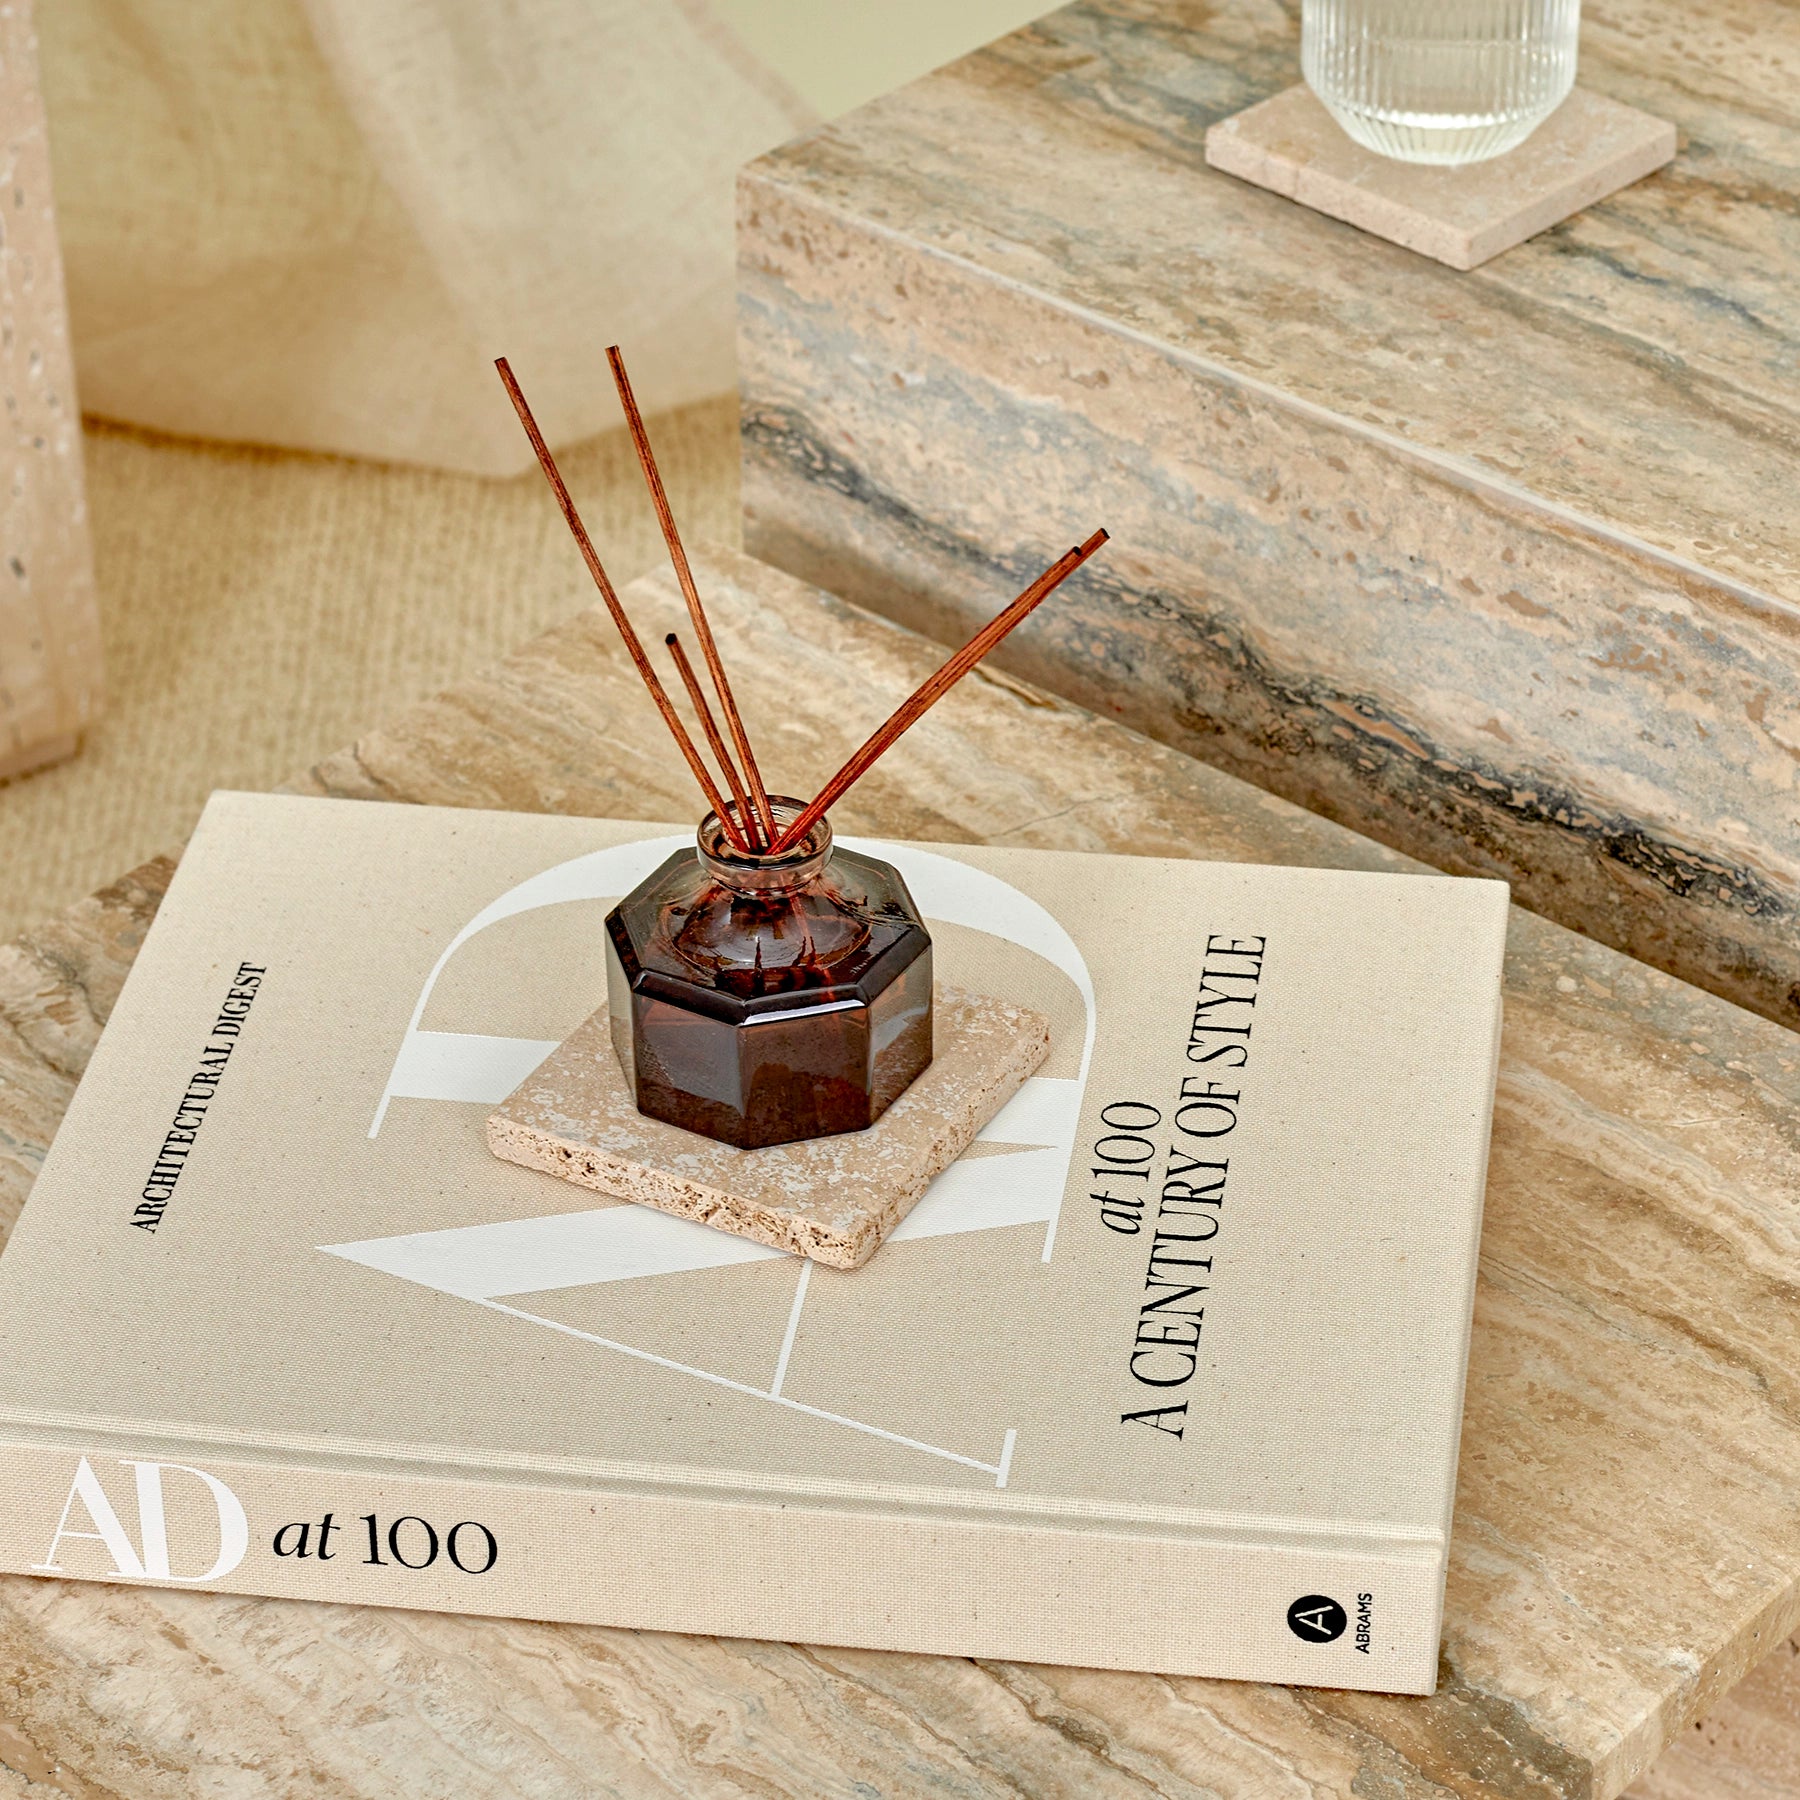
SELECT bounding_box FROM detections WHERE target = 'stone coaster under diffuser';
[1204,85,1676,270]
[488,986,1051,1270]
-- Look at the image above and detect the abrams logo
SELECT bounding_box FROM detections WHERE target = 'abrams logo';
[1286,1593,1348,1643]
[1285,1592,1375,1651]
[33,1457,249,1583]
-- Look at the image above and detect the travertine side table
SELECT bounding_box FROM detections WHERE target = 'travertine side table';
[0,550,1796,1798]
[0,0,102,780]
[739,0,1800,1037]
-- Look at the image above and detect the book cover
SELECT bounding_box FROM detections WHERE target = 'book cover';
[0,792,1508,1694]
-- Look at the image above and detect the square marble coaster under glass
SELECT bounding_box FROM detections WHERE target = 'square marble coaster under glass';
[1204,84,1675,269]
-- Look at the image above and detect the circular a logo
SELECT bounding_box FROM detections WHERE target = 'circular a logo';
[1286,1595,1348,1643]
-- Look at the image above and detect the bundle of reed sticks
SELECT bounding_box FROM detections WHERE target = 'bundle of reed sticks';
[497,351,1107,857]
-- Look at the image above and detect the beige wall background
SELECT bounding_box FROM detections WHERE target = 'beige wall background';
[713,1,1052,118]
[0,0,1049,944]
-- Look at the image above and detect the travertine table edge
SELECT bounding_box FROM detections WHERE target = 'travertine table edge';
[0,547,1796,1800]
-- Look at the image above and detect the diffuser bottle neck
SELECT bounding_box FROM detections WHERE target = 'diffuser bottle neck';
[674,799,870,992]
[696,803,833,898]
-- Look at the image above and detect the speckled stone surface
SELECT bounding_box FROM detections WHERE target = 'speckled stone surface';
[737,0,1800,1036]
[1,549,1798,1796]
[1631,1640,1800,1799]
[0,0,101,779]
[489,987,1050,1269]
[1204,86,1676,269]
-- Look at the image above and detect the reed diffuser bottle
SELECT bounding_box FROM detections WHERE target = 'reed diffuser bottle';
[497,342,1106,1151]
[606,801,932,1149]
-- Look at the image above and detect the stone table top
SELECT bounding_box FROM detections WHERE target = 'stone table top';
[747,0,1800,607]
[738,0,1800,1041]
[2,548,1798,1798]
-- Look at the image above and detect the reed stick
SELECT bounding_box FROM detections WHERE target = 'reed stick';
[606,345,779,843]
[666,632,761,848]
[770,531,1108,856]
[494,357,752,853]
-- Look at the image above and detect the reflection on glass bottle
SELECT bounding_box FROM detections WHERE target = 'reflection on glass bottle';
[606,800,933,1149]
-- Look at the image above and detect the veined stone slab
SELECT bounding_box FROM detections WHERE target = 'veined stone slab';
[1203,86,1676,270]
[2,548,1799,1794]
[488,987,1050,1269]
[738,0,1800,1035]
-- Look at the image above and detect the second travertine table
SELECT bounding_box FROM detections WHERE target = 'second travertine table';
[0,549,1796,1798]
[739,0,1800,1038]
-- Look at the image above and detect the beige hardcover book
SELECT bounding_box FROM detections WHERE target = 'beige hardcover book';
[0,793,1509,1694]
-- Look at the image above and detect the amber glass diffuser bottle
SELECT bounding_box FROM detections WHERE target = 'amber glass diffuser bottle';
[498,347,1103,1153]
[606,799,933,1149]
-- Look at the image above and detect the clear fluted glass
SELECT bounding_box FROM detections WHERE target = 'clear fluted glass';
[1302,0,1580,167]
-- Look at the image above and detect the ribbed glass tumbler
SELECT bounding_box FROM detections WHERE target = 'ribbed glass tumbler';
[1301,0,1580,166]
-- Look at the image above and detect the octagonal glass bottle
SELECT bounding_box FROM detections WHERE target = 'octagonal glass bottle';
[605,799,933,1149]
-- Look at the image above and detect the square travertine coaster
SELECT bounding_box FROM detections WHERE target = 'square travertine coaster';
[488,986,1051,1271]
[1204,85,1676,270]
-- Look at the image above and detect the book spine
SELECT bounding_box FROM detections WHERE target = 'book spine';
[0,1434,1442,1693]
